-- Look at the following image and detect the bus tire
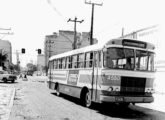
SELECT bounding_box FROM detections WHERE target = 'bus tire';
[81,89,92,107]
[55,83,60,96]
[12,79,15,83]
[3,78,7,83]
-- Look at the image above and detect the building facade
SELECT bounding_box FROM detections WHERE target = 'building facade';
[37,54,45,72]
[44,30,98,68]
[0,39,12,70]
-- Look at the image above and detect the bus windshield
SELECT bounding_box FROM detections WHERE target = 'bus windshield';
[135,50,154,71]
[104,47,154,71]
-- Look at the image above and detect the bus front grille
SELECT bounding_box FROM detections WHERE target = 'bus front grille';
[120,76,146,96]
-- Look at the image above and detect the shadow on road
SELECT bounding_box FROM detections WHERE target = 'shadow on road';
[92,103,146,119]
[51,92,149,119]
[0,81,19,84]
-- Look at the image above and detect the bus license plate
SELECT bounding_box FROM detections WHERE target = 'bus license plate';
[115,97,124,102]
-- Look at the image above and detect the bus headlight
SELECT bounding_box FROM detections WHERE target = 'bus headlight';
[151,88,155,94]
[113,86,120,91]
[145,88,155,93]
[108,87,113,91]
[108,86,120,92]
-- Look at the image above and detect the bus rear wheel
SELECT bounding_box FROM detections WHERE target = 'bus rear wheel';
[81,90,92,107]
[55,84,60,96]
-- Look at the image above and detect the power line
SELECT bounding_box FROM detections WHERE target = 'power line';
[47,0,66,21]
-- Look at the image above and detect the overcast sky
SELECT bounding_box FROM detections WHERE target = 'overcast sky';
[0,0,164,67]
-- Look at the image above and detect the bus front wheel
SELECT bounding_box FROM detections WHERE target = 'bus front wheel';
[81,90,92,107]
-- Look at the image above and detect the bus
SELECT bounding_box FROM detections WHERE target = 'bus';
[47,38,155,107]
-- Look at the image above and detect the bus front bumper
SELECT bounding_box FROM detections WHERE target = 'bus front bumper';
[100,95,154,103]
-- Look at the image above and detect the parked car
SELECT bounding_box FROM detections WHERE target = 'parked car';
[0,70,17,83]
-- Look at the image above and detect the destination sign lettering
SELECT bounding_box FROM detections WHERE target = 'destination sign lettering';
[122,39,146,48]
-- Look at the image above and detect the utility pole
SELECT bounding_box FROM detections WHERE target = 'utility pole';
[67,17,84,49]
[16,50,20,72]
[85,0,102,45]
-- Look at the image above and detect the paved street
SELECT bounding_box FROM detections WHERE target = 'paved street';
[0,76,161,120]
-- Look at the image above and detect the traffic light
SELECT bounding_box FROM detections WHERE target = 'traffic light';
[21,48,25,53]
[38,49,41,54]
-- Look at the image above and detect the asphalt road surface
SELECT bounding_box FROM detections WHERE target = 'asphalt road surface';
[8,76,165,120]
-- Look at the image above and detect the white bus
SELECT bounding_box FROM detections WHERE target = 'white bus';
[48,38,155,107]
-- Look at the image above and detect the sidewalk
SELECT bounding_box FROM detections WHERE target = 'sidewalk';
[0,85,15,120]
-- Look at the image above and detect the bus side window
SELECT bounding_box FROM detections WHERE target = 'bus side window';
[58,59,60,69]
[62,57,66,69]
[90,52,93,67]
[53,60,56,69]
[98,51,102,68]
[72,55,78,68]
[95,51,101,67]
[94,52,98,67]
[85,52,89,68]
[52,61,54,69]
[54,59,57,69]
[55,60,58,69]
[66,57,69,69]
[78,53,84,68]
[69,56,72,68]
[58,59,62,69]
[85,52,93,68]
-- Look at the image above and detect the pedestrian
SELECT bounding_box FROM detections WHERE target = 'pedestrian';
[24,74,27,78]
[19,73,22,78]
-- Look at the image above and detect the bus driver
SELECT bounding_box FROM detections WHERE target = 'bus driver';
[125,58,132,69]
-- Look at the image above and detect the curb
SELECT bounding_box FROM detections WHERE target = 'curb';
[7,88,16,120]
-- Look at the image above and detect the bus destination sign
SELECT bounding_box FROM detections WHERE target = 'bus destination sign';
[122,39,146,48]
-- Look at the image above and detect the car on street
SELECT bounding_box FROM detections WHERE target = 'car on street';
[0,70,17,83]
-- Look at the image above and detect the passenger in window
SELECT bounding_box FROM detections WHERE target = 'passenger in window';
[125,58,132,69]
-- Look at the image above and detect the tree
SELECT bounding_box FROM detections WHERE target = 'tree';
[13,64,20,72]
[26,63,37,73]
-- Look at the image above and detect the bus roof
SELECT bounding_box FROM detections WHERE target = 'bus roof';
[49,38,155,61]
[49,43,104,61]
